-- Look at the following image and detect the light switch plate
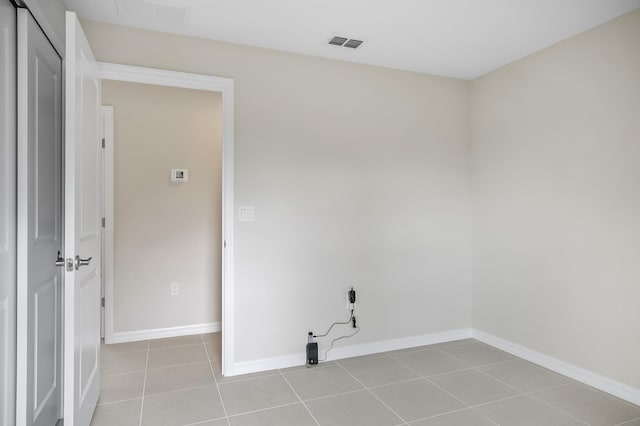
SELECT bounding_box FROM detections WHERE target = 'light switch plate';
[238,206,255,222]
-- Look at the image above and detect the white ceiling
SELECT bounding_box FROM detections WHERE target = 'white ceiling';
[63,0,640,80]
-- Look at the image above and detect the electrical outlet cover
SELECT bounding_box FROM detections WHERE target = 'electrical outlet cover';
[171,282,180,295]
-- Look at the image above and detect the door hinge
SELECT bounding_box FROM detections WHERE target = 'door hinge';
[102,217,106,228]
[101,297,105,308]
[101,138,105,148]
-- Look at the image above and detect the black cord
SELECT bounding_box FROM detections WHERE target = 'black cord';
[313,310,354,338]
[319,327,360,362]
[313,289,359,363]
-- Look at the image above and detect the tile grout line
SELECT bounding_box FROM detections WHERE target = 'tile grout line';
[457,358,518,369]
[137,340,150,426]
[279,361,337,374]
[182,414,228,426]
[384,352,478,379]
[472,364,527,394]
[382,348,498,425]
[202,334,231,426]
[380,352,498,426]
[100,368,147,377]
[96,396,142,407]
[421,350,517,426]
[225,401,300,420]
[429,343,592,424]
[385,346,572,391]
[383,346,434,356]
[213,371,281,385]
[526,389,592,425]
[301,387,365,403]
[399,342,637,425]
[132,383,220,400]
[102,340,204,355]
[523,382,572,395]
[334,360,410,425]
[362,377,422,392]
[382,350,469,376]
[278,370,322,426]
[468,393,523,409]
[101,349,147,357]
[402,406,487,425]
[145,359,213,373]
[473,365,589,425]
[147,342,206,351]
[429,347,487,368]
[429,346,532,425]
[382,349,500,426]
[616,416,640,426]
[424,377,502,426]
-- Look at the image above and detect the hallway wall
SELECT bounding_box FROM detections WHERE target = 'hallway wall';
[102,80,223,334]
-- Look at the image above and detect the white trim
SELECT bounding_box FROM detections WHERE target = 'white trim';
[98,62,235,376]
[221,85,235,377]
[473,329,640,406]
[232,328,473,376]
[22,0,64,57]
[15,9,29,425]
[99,62,234,93]
[101,106,114,344]
[109,322,222,344]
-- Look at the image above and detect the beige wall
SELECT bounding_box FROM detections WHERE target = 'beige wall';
[102,80,222,333]
[84,20,472,363]
[471,9,640,389]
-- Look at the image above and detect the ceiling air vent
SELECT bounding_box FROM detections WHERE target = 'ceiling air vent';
[343,39,363,49]
[328,36,348,47]
[328,36,363,49]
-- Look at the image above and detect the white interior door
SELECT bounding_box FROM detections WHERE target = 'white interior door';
[63,11,102,426]
[16,8,63,426]
[0,2,17,426]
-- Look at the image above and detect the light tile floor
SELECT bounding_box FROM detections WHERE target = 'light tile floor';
[91,335,640,426]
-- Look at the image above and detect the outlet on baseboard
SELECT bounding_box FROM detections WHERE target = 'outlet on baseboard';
[171,282,180,296]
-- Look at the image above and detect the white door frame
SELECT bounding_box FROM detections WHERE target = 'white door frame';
[100,105,113,340]
[98,63,236,376]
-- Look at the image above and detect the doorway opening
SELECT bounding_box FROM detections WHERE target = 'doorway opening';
[98,64,235,376]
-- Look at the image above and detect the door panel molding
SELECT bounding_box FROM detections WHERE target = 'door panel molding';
[32,276,58,419]
[33,54,61,245]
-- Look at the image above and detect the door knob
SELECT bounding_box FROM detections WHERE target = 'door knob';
[75,255,92,270]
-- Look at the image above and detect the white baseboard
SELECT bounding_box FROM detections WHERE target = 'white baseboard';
[473,329,640,406]
[107,322,221,344]
[232,328,472,376]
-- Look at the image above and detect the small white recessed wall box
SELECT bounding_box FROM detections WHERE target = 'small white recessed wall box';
[170,168,189,183]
